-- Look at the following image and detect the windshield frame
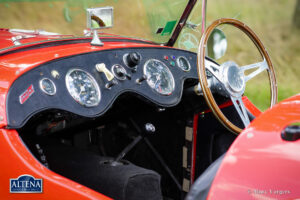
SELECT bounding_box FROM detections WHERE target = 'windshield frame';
[166,0,198,46]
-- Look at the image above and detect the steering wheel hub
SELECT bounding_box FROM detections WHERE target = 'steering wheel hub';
[222,61,245,94]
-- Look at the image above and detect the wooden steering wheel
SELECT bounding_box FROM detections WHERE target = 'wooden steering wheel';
[197,18,277,134]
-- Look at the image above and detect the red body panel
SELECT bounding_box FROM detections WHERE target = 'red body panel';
[0,29,72,50]
[0,29,159,128]
[208,94,300,199]
[0,129,112,199]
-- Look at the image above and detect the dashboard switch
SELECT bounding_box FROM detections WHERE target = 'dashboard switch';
[126,52,141,68]
[136,75,147,84]
[105,79,118,89]
[96,63,114,81]
[125,73,132,80]
[112,64,128,80]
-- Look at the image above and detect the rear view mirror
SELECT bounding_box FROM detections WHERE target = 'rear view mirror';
[207,28,227,60]
[86,7,113,46]
[87,7,113,29]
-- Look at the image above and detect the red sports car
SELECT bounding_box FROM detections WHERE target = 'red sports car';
[0,0,299,199]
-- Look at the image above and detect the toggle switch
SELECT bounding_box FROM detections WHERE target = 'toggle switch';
[96,63,114,81]
[105,79,118,89]
[136,75,147,84]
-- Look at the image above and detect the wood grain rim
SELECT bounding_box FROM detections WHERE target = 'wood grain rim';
[197,18,277,134]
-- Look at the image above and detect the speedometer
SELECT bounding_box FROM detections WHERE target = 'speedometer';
[66,69,100,107]
[144,59,175,95]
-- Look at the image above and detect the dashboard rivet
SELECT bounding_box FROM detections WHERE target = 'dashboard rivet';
[51,70,60,79]
[54,54,59,58]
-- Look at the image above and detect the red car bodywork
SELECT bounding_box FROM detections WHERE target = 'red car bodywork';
[0,29,299,200]
[208,94,300,199]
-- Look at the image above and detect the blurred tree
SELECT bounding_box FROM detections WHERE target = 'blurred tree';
[294,0,300,28]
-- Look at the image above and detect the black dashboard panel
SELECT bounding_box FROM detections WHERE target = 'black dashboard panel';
[6,47,199,128]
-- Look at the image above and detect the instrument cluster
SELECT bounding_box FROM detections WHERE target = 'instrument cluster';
[38,51,193,107]
[7,47,198,128]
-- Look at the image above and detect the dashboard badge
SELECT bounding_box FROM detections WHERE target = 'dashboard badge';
[19,84,34,104]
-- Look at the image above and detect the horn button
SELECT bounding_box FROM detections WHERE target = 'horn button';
[222,61,245,96]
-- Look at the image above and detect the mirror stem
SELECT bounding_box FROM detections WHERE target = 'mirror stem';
[91,30,104,46]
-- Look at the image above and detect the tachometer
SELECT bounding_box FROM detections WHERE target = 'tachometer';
[144,59,175,95]
[66,69,100,107]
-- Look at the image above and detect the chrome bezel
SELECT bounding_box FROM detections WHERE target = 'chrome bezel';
[220,61,246,98]
[65,69,101,107]
[111,64,127,80]
[39,78,56,96]
[143,59,175,96]
[176,56,191,72]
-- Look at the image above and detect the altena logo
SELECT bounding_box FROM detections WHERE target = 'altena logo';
[10,174,43,193]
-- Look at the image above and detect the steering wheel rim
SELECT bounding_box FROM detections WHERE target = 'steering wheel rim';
[197,18,277,134]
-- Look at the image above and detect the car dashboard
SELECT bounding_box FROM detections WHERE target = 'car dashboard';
[6,47,202,128]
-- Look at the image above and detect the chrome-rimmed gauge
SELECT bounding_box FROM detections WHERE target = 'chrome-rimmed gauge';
[39,78,56,95]
[143,59,175,96]
[176,56,191,72]
[111,64,127,80]
[65,69,101,107]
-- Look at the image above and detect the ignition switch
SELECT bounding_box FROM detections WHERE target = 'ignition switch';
[124,52,141,68]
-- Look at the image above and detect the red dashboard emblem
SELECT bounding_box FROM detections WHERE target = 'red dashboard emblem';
[19,84,35,104]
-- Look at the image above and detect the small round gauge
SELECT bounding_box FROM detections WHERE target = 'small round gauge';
[111,64,127,80]
[39,78,56,95]
[144,59,175,95]
[66,69,100,107]
[176,56,191,71]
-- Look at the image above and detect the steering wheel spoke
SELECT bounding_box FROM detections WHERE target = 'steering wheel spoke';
[241,59,268,82]
[230,96,250,127]
[205,60,222,82]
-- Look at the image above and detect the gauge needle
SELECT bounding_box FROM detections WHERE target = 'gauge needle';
[155,79,162,90]
[79,85,86,95]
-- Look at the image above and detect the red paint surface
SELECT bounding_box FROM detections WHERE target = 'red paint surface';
[203,96,262,117]
[0,129,112,200]
[208,94,300,199]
